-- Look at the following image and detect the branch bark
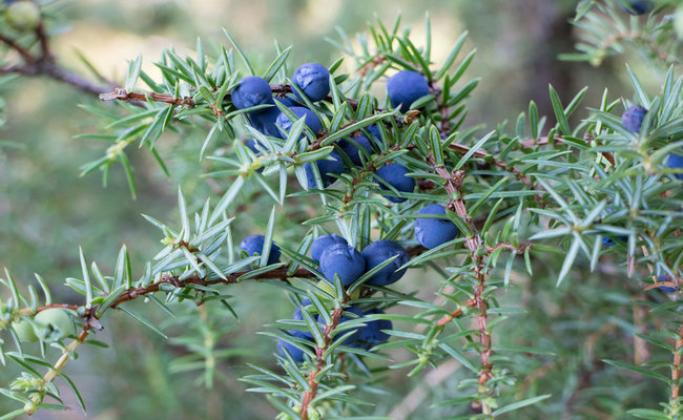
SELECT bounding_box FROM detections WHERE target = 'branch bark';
[0,25,112,96]
[427,155,494,413]
[299,306,345,420]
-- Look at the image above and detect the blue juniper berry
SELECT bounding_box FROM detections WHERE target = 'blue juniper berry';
[621,105,647,133]
[361,240,409,286]
[310,234,348,262]
[375,163,415,203]
[665,153,683,180]
[339,133,373,166]
[231,76,274,110]
[414,204,459,249]
[387,70,430,112]
[292,63,330,102]
[319,243,366,286]
[275,106,323,135]
[240,234,280,264]
[303,151,345,188]
[656,275,679,294]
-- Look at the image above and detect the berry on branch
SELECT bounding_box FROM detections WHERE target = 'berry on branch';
[361,240,409,286]
[240,234,281,264]
[387,70,430,112]
[375,163,415,203]
[319,243,366,286]
[292,63,331,102]
[414,204,459,249]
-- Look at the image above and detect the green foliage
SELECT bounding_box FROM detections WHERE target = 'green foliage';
[0,1,682,419]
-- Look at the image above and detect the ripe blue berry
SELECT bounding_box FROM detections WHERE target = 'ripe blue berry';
[665,153,683,180]
[292,63,330,102]
[339,306,392,349]
[248,107,283,138]
[310,234,347,262]
[361,240,409,286]
[274,95,300,107]
[375,163,415,203]
[656,275,678,294]
[303,151,345,188]
[352,309,392,349]
[319,243,366,286]
[277,330,311,363]
[621,105,647,133]
[276,106,323,135]
[414,204,458,249]
[231,76,273,110]
[240,234,280,264]
[367,124,382,142]
[623,0,653,15]
[292,297,312,320]
[277,299,316,363]
[387,70,430,112]
[245,139,263,154]
[339,133,373,166]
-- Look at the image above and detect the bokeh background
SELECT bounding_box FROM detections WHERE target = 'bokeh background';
[0,0,667,418]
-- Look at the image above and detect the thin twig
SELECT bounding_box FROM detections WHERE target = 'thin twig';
[672,327,683,402]
[427,155,493,413]
[0,25,112,95]
[0,33,35,64]
[299,306,345,420]
[100,88,195,107]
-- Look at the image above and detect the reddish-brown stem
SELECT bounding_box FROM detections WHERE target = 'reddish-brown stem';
[35,23,51,60]
[672,327,683,401]
[100,83,358,110]
[427,155,493,391]
[486,242,530,255]
[358,55,385,77]
[0,25,113,96]
[436,307,464,327]
[26,245,426,318]
[100,88,195,107]
[299,306,345,420]
[0,33,35,64]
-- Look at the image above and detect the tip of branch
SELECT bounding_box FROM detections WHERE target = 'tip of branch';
[99,88,127,101]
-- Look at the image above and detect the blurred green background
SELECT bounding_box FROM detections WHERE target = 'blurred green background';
[0,0,667,418]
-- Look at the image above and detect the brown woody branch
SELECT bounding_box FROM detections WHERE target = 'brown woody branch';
[427,154,494,411]
[99,82,358,110]
[672,327,683,402]
[0,24,113,96]
[0,33,35,64]
[299,306,345,420]
[100,88,195,107]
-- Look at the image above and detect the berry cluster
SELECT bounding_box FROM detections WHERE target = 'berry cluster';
[234,64,432,196]
[232,63,465,363]
[239,212,458,362]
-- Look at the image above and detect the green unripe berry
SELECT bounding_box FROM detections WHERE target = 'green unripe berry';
[11,319,38,342]
[5,1,41,32]
[34,308,76,339]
